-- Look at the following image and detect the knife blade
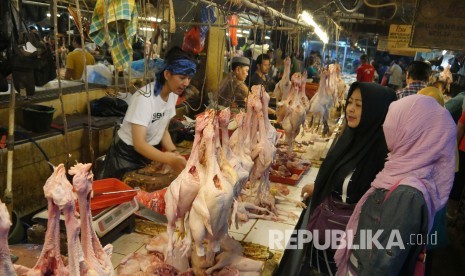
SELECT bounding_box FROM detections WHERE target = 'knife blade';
[93,187,140,197]
[135,205,168,224]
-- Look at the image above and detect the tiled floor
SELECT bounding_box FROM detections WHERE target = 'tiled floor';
[110,232,153,272]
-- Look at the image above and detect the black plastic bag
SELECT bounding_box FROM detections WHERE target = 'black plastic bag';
[90,96,128,117]
[97,135,151,180]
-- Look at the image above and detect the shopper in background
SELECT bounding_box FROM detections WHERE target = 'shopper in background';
[335,94,456,276]
[300,82,396,275]
[64,36,95,80]
[396,61,431,99]
[248,53,275,92]
[99,46,196,179]
[432,80,447,94]
[432,80,451,102]
[417,86,455,273]
[451,110,465,204]
[305,56,319,82]
[217,56,250,109]
[371,60,379,82]
[445,83,465,123]
[439,65,453,92]
[356,54,375,82]
[267,48,277,79]
[385,60,403,91]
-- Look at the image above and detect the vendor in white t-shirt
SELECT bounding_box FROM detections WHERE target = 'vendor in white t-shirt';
[99,47,197,179]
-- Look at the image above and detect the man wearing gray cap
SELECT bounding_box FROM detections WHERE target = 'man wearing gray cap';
[217,56,250,109]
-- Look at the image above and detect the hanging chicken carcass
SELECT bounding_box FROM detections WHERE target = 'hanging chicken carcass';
[0,200,17,276]
[70,163,114,276]
[273,57,292,102]
[14,164,71,275]
[276,71,310,150]
[309,63,346,134]
[189,119,235,260]
[164,111,213,258]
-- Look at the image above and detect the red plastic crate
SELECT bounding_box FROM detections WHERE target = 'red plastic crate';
[76,178,137,211]
[270,167,306,186]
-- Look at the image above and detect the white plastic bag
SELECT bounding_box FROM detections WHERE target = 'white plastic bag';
[86,63,112,86]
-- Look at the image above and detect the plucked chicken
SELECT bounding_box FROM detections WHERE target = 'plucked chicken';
[0,200,16,276]
[14,164,71,275]
[69,163,114,276]
[276,71,310,150]
[164,111,213,258]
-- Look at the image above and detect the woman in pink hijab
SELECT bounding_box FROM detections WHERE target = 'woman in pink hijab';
[334,94,456,275]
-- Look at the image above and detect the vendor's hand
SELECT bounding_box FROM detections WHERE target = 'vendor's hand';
[301,183,314,200]
[166,152,187,174]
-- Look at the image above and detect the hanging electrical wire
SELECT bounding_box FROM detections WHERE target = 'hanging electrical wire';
[334,0,364,13]
[52,0,71,169]
[363,0,398,20]
[182,0,217,113]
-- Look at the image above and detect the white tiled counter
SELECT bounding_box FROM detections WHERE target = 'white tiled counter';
[110,125,339,272]
[228,166,320,259]
[226,120,341,262]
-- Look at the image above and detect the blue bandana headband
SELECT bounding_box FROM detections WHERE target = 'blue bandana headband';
[154,58,197,96]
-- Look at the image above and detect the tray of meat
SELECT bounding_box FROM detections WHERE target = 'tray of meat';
[77,178,138,211]
[270,165,306,185]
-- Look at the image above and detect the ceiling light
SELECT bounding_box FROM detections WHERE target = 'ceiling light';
[138,16,161,22]
[300,11,329,44]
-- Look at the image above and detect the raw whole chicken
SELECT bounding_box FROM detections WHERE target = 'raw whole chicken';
[189,121,234,259]
[69,163,114,276]
[205,236,263,275]
[164,111,212,258]
[117,252,163,275]
[229,112,254,178]
[12,163,116,276]
[273,57,292,101]
[243,86,278,207]
[0,200,16,276]
[309,63,346,134]
[276,71,310,150]
[14,164,70,275]
[231,200,280,228]
[218,108,249,197]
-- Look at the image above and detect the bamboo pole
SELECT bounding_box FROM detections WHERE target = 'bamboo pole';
[197,0,310,28]
[4,0,22,220]
[157,21,303,31]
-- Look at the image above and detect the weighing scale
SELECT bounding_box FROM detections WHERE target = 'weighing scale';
[32,197,139,241]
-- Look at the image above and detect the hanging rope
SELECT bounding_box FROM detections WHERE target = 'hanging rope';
[181,1,214,113]
[74,0,94,164]
[52,0,71,168]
